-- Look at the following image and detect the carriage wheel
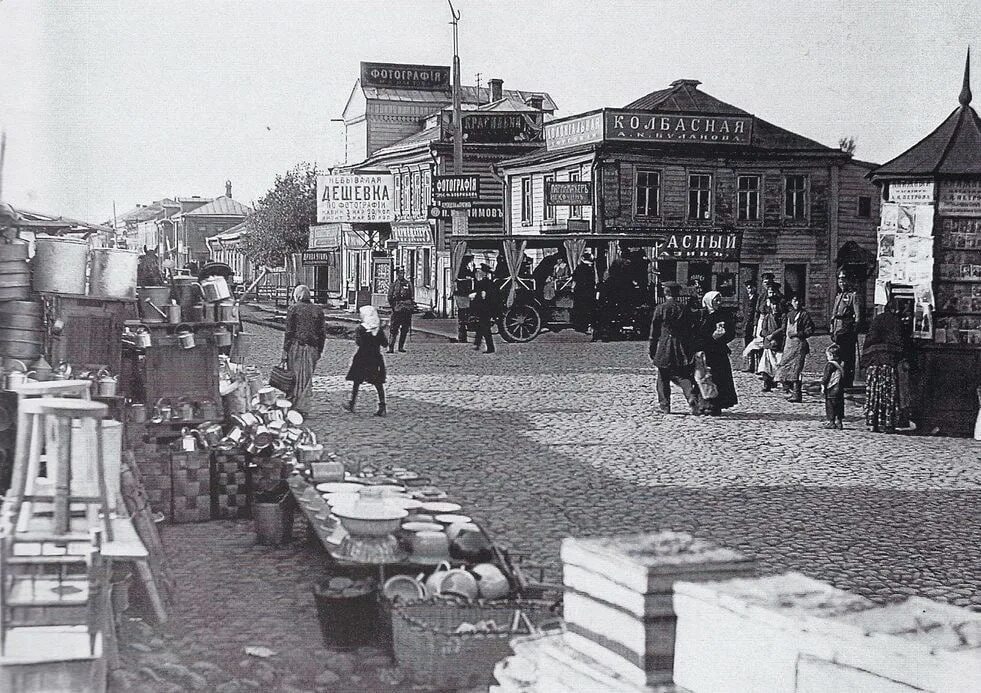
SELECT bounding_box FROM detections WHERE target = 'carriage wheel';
[501,304,542,342]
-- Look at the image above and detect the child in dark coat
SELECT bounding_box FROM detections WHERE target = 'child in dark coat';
[821,344,845,429]
[343,306,388,417]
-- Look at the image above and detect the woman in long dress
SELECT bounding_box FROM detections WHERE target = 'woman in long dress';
[755,286,785,392]
[694,291,738,415]
[861,299,908,433]
[773,293,815,403]
[282,284,325,415]
[343,306,389,417]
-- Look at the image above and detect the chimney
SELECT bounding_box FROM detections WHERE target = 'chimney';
[225,180,232,198]
[490,78,503,102]
[526,94,544,111]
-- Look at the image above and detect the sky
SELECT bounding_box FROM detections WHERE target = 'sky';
[0,0,978,223]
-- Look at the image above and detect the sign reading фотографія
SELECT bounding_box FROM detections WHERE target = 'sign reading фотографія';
[317,174,395,223]
[432,174,480,209]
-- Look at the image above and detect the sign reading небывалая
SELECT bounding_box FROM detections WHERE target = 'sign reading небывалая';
[545,109,754,151]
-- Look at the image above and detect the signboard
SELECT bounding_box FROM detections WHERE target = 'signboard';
[546,181,592,206]
[432,174,480,203]
[372,257,393,294]
[302,250,336,266]
[545,111,604,151]
[937,179,981,216]
[605,227,740,260]
[317,174,395,223]
[390,224,432,245]
[307,224,342,249]
[606,110,753,145]
[428,203,504,223]
[889,181,934,204]
[359,62,450,91]
[442,112,544,144]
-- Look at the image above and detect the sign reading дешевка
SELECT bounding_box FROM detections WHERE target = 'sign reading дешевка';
[317,174,395,223]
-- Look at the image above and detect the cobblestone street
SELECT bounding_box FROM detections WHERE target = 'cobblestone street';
[117,323,980,692]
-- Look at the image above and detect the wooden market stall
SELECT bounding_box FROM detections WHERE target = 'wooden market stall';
[868,52,981,436]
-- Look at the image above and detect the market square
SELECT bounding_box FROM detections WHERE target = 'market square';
[1,1,980,691]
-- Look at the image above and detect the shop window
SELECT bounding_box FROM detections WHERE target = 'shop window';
[784,175,807,220]
[543,174,555,221]
[569,170,582,219]
[687,174,712,220]
[521,177,533,224]
[635,169,660,217]
[737,175,760,221]
[857,195,872,218]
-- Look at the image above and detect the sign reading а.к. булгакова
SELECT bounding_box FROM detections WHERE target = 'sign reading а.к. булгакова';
[317,174,395,224]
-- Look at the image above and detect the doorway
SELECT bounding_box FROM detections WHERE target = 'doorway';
[784,264,807,304]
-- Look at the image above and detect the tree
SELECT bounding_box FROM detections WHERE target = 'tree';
[241,162,318,267]
[838,136,857,155]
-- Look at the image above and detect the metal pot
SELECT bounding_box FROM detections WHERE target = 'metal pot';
[198,400,220,420]
[217,301,239,323]
[96,374,118,397]
[257,387,277,406]
[252,425,273,447]
[214,325,232,347]
[129,403,147,423]
[232,412,260,428]
[188,303,207,322]
[198,423,223,448]
[296,442,325,464]
[176,325,196,349]
[176,400,195,421]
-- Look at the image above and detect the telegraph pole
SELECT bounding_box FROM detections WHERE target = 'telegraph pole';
[448,1,468,239]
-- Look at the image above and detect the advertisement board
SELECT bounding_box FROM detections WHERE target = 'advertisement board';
[427,203,504,223]
[307,224,342,249]
[359,62,450,91]
[432,174,480,203]
[546,181,592,206]
[889,181,935,204]
[544,111,604,151]
[938,179,981,216]
[605,111,753,145]
[317,174,395,223]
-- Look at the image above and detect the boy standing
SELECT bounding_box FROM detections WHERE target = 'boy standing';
[821,344,845,429]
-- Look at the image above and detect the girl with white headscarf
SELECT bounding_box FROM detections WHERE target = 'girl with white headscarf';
[693,290,738,415]
[282,284,325,414]
[343,306,389,416]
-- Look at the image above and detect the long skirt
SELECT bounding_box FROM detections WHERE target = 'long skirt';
[702,349,738,410]
[865,363,899,431]
[756,348,781,378]
[287,343,319,413]
[775,337,808,382]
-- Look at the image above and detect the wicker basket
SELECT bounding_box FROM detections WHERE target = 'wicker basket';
[391,598,560,689]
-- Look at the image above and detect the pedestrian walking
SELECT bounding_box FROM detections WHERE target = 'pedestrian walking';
[470,263,500,354]
[755,285,785,392]
[831,270,862,388]
[693,290,738,415]
[649,281,699,415]
[282,284,325,415]
[861,298,909,433]
[821,344,846,429]
[571,252,596,333]
[774,293,815,403]
[742,280,760,372]
[343,306,388,417]
[387,267,414,353]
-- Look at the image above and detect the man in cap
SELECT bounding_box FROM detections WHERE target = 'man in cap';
[387,267,414,353]
[649,281,699,414]
[830,269,862,388]
[469,263,500,353]
[742,279,761,372]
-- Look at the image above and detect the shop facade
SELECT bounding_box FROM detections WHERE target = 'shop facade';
[332,61,556,316]
[497,79,881,323]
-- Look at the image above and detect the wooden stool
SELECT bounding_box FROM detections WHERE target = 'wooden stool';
[7,398,114,543]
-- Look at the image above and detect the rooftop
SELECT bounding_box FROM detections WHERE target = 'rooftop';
[873,51,981,177]
[182,196,253,217]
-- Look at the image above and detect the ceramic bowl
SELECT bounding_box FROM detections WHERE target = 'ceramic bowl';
[471,563,510,600]
[402,522,444,533]
[445,520,478,543]
[323,492,360,510]
[434,513,472,527]
[332,503,407,537]
[421,501,462,514]
[436,568,480,600]
[316,482,364,494]
[382,574,427,602]
[411,530,451,564]
[387,497,424,511]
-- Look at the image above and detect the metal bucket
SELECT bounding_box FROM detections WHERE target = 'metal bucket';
[200,275,231,302]
[33,237,89,294]
[176,326,196,349]
[138,286,173,322]
[172,276,203,315]
[216,301,239,323]
[89,247,139,299]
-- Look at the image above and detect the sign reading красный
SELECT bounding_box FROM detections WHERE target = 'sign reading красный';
[317,174,395,223]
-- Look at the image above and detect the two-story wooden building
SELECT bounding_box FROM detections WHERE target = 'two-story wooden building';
[496,79,880,324]
[326,62,556,314]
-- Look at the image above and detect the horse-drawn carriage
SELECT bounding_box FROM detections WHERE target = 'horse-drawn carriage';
[449,233,661,343]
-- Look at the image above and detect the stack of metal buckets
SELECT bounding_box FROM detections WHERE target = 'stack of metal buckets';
[0,242,43,368]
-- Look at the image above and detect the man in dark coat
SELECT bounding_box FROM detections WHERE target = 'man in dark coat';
[742,280,760,372]
[830,270,862,388]
[649,281,699,414]
[387,267,414,353]
[470,264,500,354]
[571,253,596,333]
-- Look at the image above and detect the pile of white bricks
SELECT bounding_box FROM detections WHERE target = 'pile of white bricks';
[492,531,981,693]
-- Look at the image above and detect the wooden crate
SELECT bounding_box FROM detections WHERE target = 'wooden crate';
[170,451,211,524]
[142,342,220,408]
[210,451,252,520]
[45,294,135,376]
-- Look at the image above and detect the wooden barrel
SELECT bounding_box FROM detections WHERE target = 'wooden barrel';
[0,243,29,261]
[0,301,44,360]
[0,300,43,316]
[0,258,32,297]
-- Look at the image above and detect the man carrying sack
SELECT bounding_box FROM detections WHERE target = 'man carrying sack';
[387,267,415,354]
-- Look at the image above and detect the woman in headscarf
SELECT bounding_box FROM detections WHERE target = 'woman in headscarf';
[282,284,325,414]
[861,297,909,433]
[773,293,815,403]
[693,290,738,415]
[343,305,389,416]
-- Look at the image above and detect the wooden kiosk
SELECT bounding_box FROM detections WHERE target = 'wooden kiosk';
[869,53,981,436]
